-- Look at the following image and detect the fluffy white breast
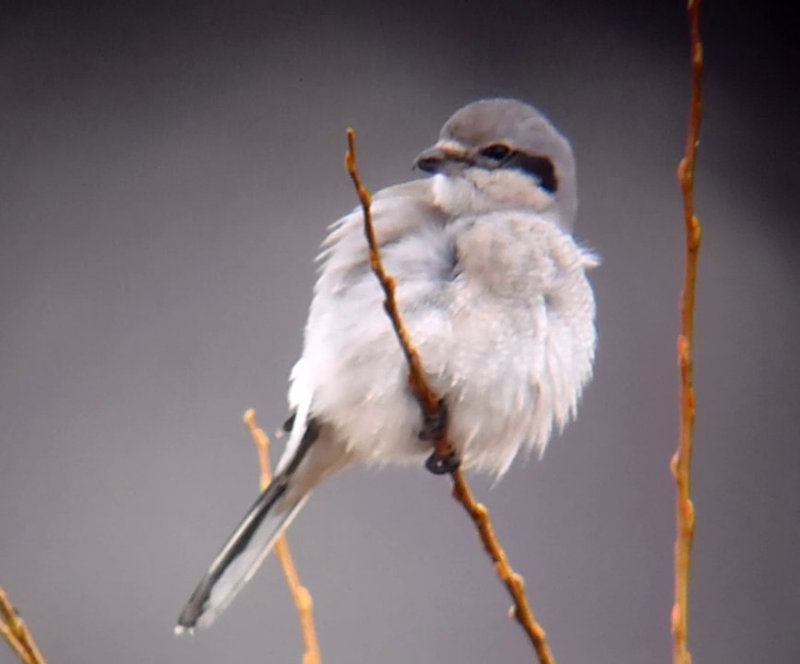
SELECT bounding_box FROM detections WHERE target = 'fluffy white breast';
[443,211,597,473]
[290,177,597,476]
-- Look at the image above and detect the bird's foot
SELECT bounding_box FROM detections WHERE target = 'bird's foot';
[418,399,448,441]
[425,449,460,475]
[419,400,460,474]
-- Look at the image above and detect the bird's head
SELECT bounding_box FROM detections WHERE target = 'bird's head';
[414,98,578,230]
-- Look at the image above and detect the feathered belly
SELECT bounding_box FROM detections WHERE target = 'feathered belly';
[302,277,592,477]
[299,213,596,477]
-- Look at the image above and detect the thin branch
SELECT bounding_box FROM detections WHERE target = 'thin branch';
[344,130,454,468]
[345,128,555,664]
[671,2,703,664]
[244,409,321,664]
[450,470,556,663]
[0,585,47,664]
[0,622,32,664]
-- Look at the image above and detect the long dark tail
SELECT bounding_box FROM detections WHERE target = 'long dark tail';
[175,420,318,633]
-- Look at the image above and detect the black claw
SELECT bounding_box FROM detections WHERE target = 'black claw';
[419,399,449,441]
[417,399,459,474]
[425,450,460,475]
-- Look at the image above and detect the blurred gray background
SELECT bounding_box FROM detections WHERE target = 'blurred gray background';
[1,1,797,662]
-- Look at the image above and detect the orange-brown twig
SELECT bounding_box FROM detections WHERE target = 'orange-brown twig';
[671,2,703,664]
[344,129,453,466]
[450,471,556,663]
[345,129,555,664]
[0,585,47,664]
[244,409,321,664]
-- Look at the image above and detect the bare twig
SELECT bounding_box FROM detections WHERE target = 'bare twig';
[345,129,555,664]
[0,585,47,664]
[671,2,703,663]
[450,471,556,663]
[0,623,31,664]
[244,409,321,664]
[344,129,454,468]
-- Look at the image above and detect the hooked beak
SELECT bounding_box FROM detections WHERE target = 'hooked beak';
[413,143,473,174]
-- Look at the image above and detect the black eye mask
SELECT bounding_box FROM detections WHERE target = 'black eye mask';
[504,153,558,193]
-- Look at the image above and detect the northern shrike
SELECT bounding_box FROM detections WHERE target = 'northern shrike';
[176,98,597,632]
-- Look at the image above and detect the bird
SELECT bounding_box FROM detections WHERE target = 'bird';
[176,98,598,633]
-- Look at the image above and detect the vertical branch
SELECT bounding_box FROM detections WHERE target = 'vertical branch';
[345,129,555,664]
[671,2,703,664]
[244,409,321,664]
[0,585,47,664]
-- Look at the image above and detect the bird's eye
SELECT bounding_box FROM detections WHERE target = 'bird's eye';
[479,144,512,161]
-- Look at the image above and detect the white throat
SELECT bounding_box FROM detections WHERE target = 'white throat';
[431,169,556,220]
